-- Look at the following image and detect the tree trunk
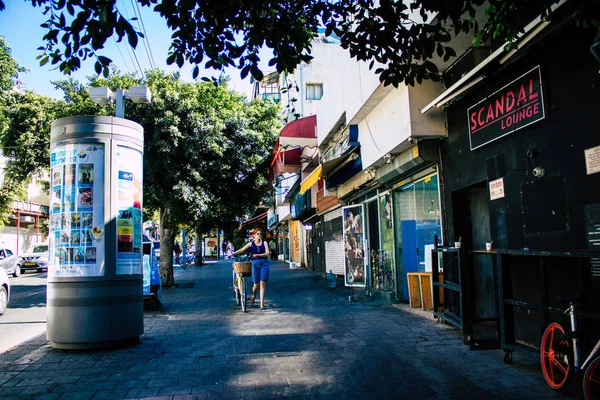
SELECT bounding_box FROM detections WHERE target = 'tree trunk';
[159,208,176,287]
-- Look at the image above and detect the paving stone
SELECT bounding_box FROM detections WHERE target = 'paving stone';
[0,260,582,400]
[90,389,129,399]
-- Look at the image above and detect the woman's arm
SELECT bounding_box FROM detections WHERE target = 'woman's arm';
[258,244,270,259]
[232,242,251,256]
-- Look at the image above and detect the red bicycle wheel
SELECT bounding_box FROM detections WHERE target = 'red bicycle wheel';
[584,356,600,400]
[540,322,571,390]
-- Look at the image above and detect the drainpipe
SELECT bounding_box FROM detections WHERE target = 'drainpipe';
[299,63,305,117]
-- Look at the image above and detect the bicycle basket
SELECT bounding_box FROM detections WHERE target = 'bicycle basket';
[233,261,252,274]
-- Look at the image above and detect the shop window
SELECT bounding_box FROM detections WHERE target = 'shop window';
[306,83,323,100]
[373,193,395,292]
[394,174,442,300]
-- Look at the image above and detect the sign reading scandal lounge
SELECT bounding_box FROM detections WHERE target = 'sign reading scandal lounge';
[468,66,545,150]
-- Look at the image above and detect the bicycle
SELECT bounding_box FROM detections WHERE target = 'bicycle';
[540,294,600,399]
[180,251,195,269]
[232,259,252,313]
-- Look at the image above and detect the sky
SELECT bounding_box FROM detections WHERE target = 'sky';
[0,1,269,99]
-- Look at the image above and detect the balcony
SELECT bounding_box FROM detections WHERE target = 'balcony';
[10,201,49,217]
[262,93,281,103]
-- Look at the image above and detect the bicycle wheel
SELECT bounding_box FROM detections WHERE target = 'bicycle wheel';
[584,355,600,399]
[239,276,247,313]
[541,322,571,390]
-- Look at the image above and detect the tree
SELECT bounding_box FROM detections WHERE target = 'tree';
[0,36,26,93]
[82,70,279,286]
[0,1,597,87]
[0,60,280,286]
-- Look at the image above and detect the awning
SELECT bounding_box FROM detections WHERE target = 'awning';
[239,212,268,231]
[322,146,359,178]
[293,207,317,223]
[279,136,317,149]
[299,165,323,194]
[421,1,563,114]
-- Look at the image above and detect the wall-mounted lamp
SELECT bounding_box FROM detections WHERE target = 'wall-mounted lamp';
[364,167,376,178]
[383,153,393,164]
[532,166,545,178]
[408,137,420,145]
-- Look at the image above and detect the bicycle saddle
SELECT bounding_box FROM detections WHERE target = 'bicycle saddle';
[558,293,581,302]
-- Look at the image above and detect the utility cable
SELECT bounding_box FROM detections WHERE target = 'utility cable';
[113,37,132,74]
[117,1,145,78]
[132,0,157,69]
[129,0,155,70]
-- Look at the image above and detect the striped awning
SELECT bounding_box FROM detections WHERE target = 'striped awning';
[299,165,322,194]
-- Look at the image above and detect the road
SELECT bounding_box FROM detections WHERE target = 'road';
[0,271,47,354]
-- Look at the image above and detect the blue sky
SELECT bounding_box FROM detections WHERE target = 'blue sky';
[0,1,266,99]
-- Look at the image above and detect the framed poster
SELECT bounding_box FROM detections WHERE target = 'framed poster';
[49,143,105,277]
[343,205,366,287]
[115,145,143,275]
[204,237,218,257]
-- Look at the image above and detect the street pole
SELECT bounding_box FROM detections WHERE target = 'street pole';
[182,227,187,266]
[115,89,125,118]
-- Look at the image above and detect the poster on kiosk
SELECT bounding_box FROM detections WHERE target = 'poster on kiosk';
[115,145,143,275]
[49,144,105,277]
[342,205,366,287]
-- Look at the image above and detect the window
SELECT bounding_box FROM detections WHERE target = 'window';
[306,83,323,100]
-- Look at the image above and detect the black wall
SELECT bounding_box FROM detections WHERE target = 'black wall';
[439,22,600,344]
[440,23,600,251]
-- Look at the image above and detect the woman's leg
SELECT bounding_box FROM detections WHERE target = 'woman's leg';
[260,281,266,307]
[251,261,260,304]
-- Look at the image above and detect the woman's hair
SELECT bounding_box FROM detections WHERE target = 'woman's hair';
[252,227,262,236]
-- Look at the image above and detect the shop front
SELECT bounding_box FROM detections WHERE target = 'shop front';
[392,171,442,302]
[338,140,441,302]
[277,221,290,261]
[423,19,600,352]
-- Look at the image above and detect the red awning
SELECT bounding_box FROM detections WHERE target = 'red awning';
[269,116,318,179]
[280,115,317,138]
[239,212,268,231]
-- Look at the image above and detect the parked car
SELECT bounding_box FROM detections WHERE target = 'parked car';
[0,248,21,277]
[0,268,10,315]
[19,243,49,273]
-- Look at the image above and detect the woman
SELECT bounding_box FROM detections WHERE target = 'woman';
[233,228,270,309]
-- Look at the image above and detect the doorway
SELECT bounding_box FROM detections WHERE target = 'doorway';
[452,182,498,347]
[366,199,380,290]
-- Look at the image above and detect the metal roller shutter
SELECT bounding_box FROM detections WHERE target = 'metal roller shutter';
[323,208,344,276]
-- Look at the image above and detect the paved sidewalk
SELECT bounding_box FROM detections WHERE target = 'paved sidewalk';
[0,260,581,399]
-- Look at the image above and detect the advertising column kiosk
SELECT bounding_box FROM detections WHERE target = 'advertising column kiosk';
[47,116,144,349]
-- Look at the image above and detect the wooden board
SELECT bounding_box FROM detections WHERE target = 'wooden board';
[408,274,422,308]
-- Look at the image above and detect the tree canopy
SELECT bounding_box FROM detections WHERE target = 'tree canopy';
[0,36,280,283]
[0,1,597,87]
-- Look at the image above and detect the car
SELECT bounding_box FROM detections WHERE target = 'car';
[0,248,21,277]
[19,243,49,273]
[0,268,10,315]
